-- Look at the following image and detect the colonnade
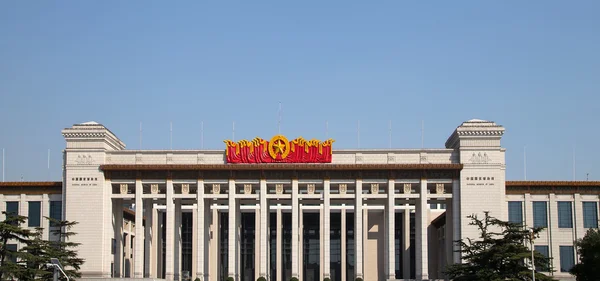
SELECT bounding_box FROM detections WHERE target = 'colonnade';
[108,177,460,281]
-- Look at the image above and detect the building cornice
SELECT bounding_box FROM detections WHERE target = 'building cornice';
[506,181,600,186]
[0,181,62,187]
[99,163,463,171]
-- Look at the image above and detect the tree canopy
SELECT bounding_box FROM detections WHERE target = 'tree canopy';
[445,211,556,281]
[569,227,600,281]
[0,212,84,280]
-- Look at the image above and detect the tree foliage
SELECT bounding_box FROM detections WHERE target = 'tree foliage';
[569,227,600,281]
[0,212,84,281]
[445,211,556,281]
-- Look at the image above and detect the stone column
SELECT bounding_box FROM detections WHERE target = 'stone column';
[416,178,429,280]
[175,199,182,280]
[228,179,237,280]
[292,179,299,279]
[260,179,268,279]
[452,179,461,263]
[255,205,261,281]
[355,179,363,279]
[324,180,331,279]
[152,204,159,278]
[134,179,144,278]
[276,205,282,281]
[144,199,153,277]
[197,179,205,280]
[402,208,410,280]
[114,198,124,277]
[341,207,347,281]
[386,179,395,280]
[166,179,175,281]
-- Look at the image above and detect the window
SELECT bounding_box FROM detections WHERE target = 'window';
[49,201,62,227]
[112,238,116,254]
[429,204,437,209]
[558,201,573,228]
[559,246,575,272]
[534,245,550,271]
[533,201,547,228]
[508,201,523,224]
[6,244,17,263]
[583,202,598,228]
[28,201,41,227]
[6,202,18,217]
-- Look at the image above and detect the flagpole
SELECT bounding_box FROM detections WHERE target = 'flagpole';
[389,120,392,149]
[278,102,282,134]
[170,122,173,150]
[140,122,143,149]
[357,120,360,149]
[201,121,204,149]
[2,148,4,182]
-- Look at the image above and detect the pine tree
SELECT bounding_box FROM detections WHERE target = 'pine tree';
[569,227,600,281]
[18,227,52,280]
[0,211,32,280]
[45,217,85,279]
[445,211,556,281]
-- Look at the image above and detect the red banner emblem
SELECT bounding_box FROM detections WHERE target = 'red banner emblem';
[224,135,334,163]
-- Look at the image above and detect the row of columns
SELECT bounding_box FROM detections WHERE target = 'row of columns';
[113,177,459,281]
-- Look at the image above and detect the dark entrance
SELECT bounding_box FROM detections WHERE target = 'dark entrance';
[241,212,255,281]
[303,212,320,281]
[330,212,342,281]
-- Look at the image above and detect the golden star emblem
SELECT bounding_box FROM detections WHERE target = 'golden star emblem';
[273,140,286,154]
[268,135,290,159]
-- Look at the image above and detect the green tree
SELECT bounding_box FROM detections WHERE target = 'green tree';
[445,211,556,281]
[569,227,600,281]
[0,212,32,280]
[45,217,85,279]
[18,227,52,280]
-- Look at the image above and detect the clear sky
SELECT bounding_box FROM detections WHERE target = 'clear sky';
[0,1,599,182]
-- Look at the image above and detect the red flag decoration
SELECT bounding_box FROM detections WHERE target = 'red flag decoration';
[224,135,334,163]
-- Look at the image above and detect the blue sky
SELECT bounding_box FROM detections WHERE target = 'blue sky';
[0,1,598,181]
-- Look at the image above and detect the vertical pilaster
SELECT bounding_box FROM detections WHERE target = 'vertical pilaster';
[402,208,410,280]
[197,179,205,280]
[210,205,218,281]
[416,178,429,280]
[452,179,461,263]
[228,179,237,280]
[42,193,50,240]
[341,207,347,281]
[276,205,282,281]
[259,179,268,279]
[134,179,144,278]
[166,179,175,281]
[292,179,299,278]
[386,179,395,280]
[355,179,363,279]
[324,179,331,279]
[114,198,124,277]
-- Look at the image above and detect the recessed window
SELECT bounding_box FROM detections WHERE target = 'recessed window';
[583,202,598,228]
[558,202,573,228]
[28,201,41,227]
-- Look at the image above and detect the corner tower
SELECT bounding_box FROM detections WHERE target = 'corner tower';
[62,121,125,278]
[445,119,506,243]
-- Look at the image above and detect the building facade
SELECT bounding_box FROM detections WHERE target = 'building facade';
[1,119,597,281]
